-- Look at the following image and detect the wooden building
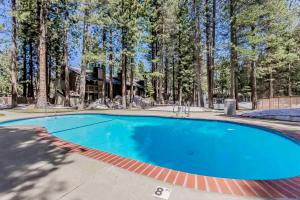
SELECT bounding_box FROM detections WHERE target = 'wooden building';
[58,65,145,105]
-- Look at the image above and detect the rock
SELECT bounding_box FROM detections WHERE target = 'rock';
[113,101,123,109]
[94,104,109,109]
[130,95,154,109]
[140,98,153,109]
[87,95,153,110]
[87,99,108,109]
[131,102,137,108]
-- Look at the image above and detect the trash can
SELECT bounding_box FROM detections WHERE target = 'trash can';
[224,99,236,116]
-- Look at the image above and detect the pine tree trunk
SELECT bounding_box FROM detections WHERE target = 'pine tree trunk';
[78,4,89,110]
[36,0,48,108]
[172,55,176,103]
[251,27,257,110]
[251,60,257,110]
[121,28,127,109]
[229,0,236,99]
[288,64,292,96]
[46,52,51,99]
[159,20,165,105]
[230,0,238,109]
[120,0,126,108]
[54,56,59,104]
[129,57,134,107]
[23,43,27,97]
[206,0,213,109]
[269,67,273,98]
[164,55,168,101]
[102,63,106,102]
[63,0,70,107]
[109,29,113,100]
[151,41,155,100]
[28,41,34,98]
[102,29,106,102]
[10,0,18,107]
[235,70,239,109]
[212,0,216,101]
[193,0,204,107]
[178,83,182,106]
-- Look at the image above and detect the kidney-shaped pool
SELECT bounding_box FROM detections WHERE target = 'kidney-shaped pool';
[1,114,299,180]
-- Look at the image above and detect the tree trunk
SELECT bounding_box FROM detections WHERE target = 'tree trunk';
[78,4,89,110]
[206,0,213,109]
[23,43,27,97]
[230,0,239,109]
[229,0,236,99]
[235,70,239,109]
[250,27,257,110]
[193,0,204,107]
[54,56,59,104]
[102,29,107,102]
[129,57,134,107]
[63,0,70,107]
[102,63,106,102]
[121,28,127,108]
[159,19,165,105]
[172,55,176,103]
[288,63,292,96]
[28,41,34,98]
[109,29,114,100]
[164,55,168,101]
[10,0,18,107]
[212,0,216,99]
[46,52,51,99]
[36,0,48,108]
[269,67,273,98]
[178,83,182,106]
[120,0,127,108]
[251,60,257,110]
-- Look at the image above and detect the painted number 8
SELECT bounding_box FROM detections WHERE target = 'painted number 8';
[155,187,164,196]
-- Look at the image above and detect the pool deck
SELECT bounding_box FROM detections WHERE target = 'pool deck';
[0,109,300,200]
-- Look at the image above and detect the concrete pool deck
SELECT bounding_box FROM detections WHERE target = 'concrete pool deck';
[0,109,300,200]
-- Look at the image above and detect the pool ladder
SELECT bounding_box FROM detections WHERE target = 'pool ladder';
[173,102,191,117]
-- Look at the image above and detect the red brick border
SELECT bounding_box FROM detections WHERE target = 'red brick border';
[33,126,300,199]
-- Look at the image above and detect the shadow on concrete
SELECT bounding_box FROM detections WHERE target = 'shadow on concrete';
[0,126,73,200]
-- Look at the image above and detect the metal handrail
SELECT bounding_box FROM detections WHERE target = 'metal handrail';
[173,101,190,117]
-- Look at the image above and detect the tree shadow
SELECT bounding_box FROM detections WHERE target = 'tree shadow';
[0,126,73,200]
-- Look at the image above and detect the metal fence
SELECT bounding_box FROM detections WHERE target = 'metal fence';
[257,96,300,110]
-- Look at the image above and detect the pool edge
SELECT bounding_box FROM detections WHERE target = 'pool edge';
[29,125,300,199]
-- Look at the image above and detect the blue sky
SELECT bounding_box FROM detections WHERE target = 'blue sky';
[0,1,11,50]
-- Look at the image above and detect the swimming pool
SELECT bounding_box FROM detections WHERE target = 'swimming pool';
[1,114,299,180]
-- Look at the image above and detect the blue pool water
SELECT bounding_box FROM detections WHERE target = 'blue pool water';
[1,114,300,180]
